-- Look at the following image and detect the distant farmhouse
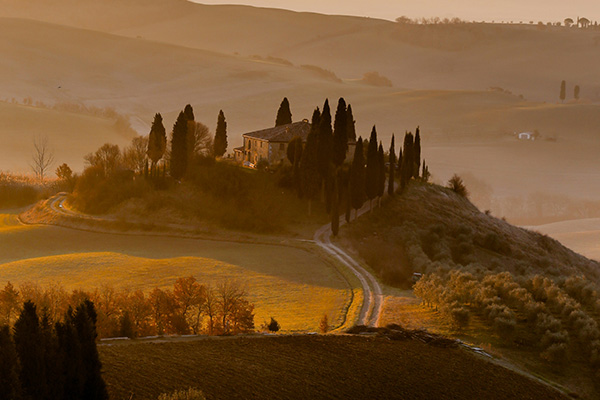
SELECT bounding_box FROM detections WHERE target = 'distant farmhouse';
[234,120,356,168]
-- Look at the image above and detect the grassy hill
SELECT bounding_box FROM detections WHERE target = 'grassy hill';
[99,334,569,400]
[3,0,600,102]
[338,182,600,398]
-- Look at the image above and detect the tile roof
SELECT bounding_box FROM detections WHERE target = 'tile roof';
[242,121,310,142]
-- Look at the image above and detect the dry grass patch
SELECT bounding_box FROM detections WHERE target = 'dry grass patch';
[0,252,350,332]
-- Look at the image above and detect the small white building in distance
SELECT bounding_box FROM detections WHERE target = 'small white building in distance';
[518,132,535,141]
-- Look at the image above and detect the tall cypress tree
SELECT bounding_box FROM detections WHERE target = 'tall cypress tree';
[560,80,566,103]
[346,104,356,142]
[331,172,340,236]
[400,132,414,191]
[332,97,348,166]
[414,126,421,179]
[184,104,196,166]
[299,108,321,215]
[0,325,20,399]
[275,97,293,126]
[388,135,396,196]
[75,301,108,400]
[170,111,188,179]
[350,138,365,217]
[365,126,379,209]
[377,142,385,204]
[147,113,167,177]
[56,309,84,399]
[213,110,228,158]
[14,301,47,400]
[318,99,334,212]
[317,99,333,179]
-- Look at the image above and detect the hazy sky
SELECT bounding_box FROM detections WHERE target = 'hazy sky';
[193,1,599,22]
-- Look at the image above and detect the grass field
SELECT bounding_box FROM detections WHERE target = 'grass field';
[0,212,357,332]
[99,335,569,400]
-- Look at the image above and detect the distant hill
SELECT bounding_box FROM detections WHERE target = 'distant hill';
[2,0,600,102]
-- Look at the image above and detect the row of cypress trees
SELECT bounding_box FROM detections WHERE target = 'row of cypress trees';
[281,97,424,234]
[0,300,108,400]
[147,105,228,180]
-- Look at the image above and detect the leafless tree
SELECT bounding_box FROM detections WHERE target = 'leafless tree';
[30,135,55,182]
[123,135,149,174]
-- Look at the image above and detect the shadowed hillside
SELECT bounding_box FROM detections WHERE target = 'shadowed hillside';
[99,334,569,400]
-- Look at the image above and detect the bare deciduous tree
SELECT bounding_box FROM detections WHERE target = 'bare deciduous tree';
[30,135,54,182]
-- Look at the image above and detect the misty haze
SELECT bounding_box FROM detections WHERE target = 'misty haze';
[0,0,599,399]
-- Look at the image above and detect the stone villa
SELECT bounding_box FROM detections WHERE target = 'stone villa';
[233,120,311,166]
[233,120,357,168]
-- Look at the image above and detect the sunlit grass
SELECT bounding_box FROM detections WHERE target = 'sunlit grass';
[0,252,351,332]
[0,213,32,232]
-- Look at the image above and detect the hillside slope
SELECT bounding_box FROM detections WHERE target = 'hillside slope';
[99,334,569,400]
[339,182,600,398]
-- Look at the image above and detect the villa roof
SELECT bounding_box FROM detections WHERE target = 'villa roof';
[242,121,310,143]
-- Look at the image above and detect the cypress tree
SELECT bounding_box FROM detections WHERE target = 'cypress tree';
[331,172,340,236]
[184,104,195,121]
[0,325,20,400]
[400,132,414,191]
[170,111,188,179]
[377,142,385,204]
[341,168,351,223]
[398,148,403,178]
[288,136,304,194]
[317,99,333,179]
[414,127,421,179]
[184,104,196,166]
[318,99,334,212]
[574,85,580,100]
[332,97,348,166]
[74,301,108,400]
[147,113,167,177]
[213,110,228,158]
[56,309,84,400]
[388,135,396,196]
[346,104,356,142]
[365,126,379,209]
[14,301,47,400]
[41,309,63,400]
[287,136,303,165]
[275,97,292,126]
[350,138,365,218]
[299,108,321,215]
[560,80,566,103]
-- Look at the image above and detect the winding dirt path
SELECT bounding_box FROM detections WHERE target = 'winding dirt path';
[314,203,383,327]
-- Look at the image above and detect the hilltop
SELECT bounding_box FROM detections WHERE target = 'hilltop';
[339,182,600,398]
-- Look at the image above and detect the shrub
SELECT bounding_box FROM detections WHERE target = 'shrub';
[319,314,329,333]
[267,317,280,333]
[447,174,468,197]
[450,306,470,330]
[158,388,206,400]
[541,343,569,364]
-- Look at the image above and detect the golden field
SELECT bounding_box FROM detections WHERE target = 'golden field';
[0,212,360,332]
